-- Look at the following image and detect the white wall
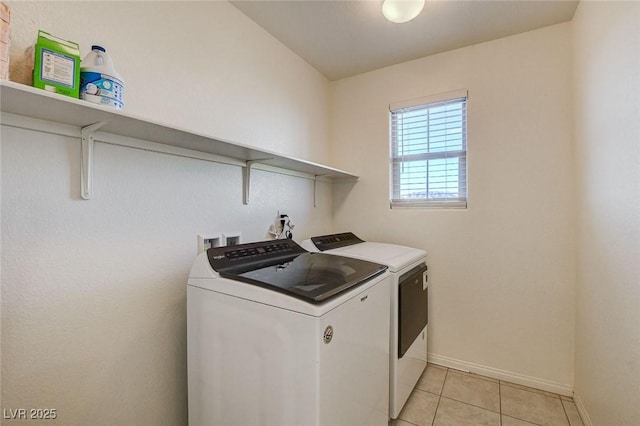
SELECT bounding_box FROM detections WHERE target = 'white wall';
[572,2,640,425]
[330,24,575,391]
[1,2,332,425]
[5,1,638,424]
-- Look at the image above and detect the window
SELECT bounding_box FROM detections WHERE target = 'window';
[389,90,468,209]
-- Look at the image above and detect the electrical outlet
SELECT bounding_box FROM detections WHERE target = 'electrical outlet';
[272,210,286,237]
[274,210,294,240]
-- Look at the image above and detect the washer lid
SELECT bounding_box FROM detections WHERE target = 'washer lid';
[206,239,387,304]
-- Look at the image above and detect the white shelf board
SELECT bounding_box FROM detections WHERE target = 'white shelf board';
[0,80,358,180]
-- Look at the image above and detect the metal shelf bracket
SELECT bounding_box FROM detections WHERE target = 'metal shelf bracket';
[242,160,260,205]
[81,121,109,200]
[314,175,321,208]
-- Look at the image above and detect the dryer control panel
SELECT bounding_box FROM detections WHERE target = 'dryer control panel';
[310,232,365,251]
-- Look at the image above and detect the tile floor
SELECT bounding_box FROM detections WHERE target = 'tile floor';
[390,364,584,426]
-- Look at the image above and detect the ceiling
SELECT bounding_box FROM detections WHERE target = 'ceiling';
[230,0,579,81]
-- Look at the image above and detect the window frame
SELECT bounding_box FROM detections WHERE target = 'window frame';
[389,89,468,209]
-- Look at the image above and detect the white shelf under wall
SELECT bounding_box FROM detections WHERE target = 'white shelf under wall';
[0,80,358,204]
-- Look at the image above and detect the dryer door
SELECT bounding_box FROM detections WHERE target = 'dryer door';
[398,264,428,358]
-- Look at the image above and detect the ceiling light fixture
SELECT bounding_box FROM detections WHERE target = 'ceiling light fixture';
[382,0,425,24]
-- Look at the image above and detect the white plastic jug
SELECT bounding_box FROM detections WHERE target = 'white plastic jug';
[80,45,124,109]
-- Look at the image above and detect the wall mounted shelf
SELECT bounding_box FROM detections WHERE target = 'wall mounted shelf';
[0,80,358,204]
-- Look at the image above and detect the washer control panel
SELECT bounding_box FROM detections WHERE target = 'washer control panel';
[207,238,306,273]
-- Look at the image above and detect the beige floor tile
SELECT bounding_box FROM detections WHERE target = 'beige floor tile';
[397,388,439,426]
[560,395,574,402]
[501,414,539,425]
[501,383,569,426]
[416,365,448,395]
[441,370,500,412]
[433,397,500,426]
[561,399,585,426]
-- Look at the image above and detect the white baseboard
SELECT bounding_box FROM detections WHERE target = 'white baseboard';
[573,393,593,426]
[428,352,573,397]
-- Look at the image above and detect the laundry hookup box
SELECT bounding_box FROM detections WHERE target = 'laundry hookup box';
[33,30,81,98]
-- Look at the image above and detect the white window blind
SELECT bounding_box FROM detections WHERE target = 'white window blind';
[389,90,468,209]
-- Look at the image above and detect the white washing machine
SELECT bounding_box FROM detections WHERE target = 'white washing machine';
[187,238,391,426]
[301,232,428,420]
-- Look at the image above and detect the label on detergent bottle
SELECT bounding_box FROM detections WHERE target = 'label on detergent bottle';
[80,72,124,109]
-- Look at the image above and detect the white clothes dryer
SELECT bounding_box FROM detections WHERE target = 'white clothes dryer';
[300,232,428,420]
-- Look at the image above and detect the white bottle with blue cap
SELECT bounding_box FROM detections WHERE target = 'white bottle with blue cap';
[80,45,124,109]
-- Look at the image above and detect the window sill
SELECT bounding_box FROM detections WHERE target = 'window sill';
[390,200,467,209]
